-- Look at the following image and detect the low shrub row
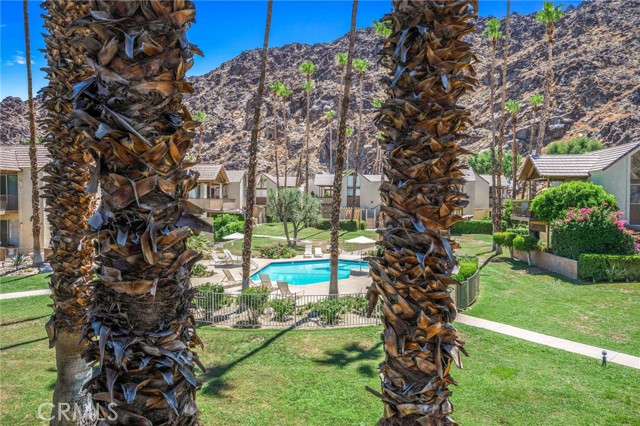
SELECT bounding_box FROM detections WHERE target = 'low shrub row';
[453,257,479,282]
[258,243,297,259]
[578,254,640,282]
[315,219,366,232]
[451,220,493,235]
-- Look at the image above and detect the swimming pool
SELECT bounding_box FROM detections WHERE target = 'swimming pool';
[251,259,369,285]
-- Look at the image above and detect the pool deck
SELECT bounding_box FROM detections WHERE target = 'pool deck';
[192,253,372,295]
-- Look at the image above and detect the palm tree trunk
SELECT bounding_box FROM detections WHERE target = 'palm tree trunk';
[328,122,333,173]
[530,106,538,155]
[329,0,358,295]
[273,100,281,189]
[242,0,272,289]
[74,2,210,423]
[23,0,43,265]
[304,76,311,193]
[350,73,364,222]
[496,0,510,214]
[282,98,289,188]
[41,1,97,423]
[488,43,503,252]
[366,1,476,423]
[511,114,518,199]
[197,126,204,161]
[537,24,554,151]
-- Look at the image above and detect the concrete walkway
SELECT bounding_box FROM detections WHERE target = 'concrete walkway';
[0,289,51,300]
[457,314,640,369]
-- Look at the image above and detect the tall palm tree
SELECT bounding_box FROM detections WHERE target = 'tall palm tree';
[483,18,504,250]
[498,0,511,206]
[506,99,521,199]
[335,52,348,136]
[373,99,384,174]
[329,1,358,296]
[299,60,318,193]
[242,0,273,289]
[192,111,210,161]
[366,1,477,423]
[529,93,543,154]
[41,1,96,422]
[268,81,282,187]
[373,20,392,38]
[277,83,293,188]
[350,58,370,221]
[73,2,210,423]
[324,110,336,172]
[22,0,43,265]
[536,1,564,150]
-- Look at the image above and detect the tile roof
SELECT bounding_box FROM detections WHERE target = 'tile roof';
[522,141,640,179]
[461,168,476,182]
[0,145,50,171]
[265,174,298,187]
[362,174,382,182]
[314,174,335,186]
[225,169,246,183]
[478,174,510,186]
[191,164,223,181]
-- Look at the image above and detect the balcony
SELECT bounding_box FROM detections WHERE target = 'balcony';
[317,196,333,205]
[510,199,536,222]
[0,195,18,214]
[190,197,236,212]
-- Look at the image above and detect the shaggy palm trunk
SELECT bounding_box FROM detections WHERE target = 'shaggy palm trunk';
[488,41,503,252]
[273,100,281,189]
[350,73,364,222]
[282,98,290,188]
[497,1,510,203]
[366,1,476,424]
[73,2,211,424]
[329,0,358,295]
[511,113,519,199]
[328,121,333,173]
[530,106,538,155]
[41,1,96,423]
[537,24,554,151]
[23,0,43,265]
[242,0,272,289]
[304,76,312,193]
[197,126,204,161]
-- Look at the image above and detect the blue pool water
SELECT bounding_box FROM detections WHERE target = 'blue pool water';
[251,260,369,285]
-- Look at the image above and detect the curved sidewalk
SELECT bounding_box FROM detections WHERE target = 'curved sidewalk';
[0,289,51,300]
[457,314,640,370]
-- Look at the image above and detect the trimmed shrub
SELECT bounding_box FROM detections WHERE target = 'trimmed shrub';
[190,263,211,278]
[505,227,529,236]
[453,257,479,282]
[551,207,637,260]
[315,219,366,231]
[340,295,369,315]
[213,213,245,241]
[513,235,540,252]
[270,298,296,321]
[238,286,271,325]
[578,254,640,282]
[309,298,346,325]
[530,181,617,223]
[197,283,231,310]
[451,220,493,235]
[257,243,297,259]
[494,232,518,256]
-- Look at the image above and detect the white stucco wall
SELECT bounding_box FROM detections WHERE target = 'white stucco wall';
[462,180,476,215]
[227,178,246,210]
[590,153,632,223]
[475,177,490,210]
[16,169,49,252]
[359,177,381,209]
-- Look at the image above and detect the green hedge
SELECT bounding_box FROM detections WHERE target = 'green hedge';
[451,220,493,235]
[493,232,517,248]
[578,254,640,282]
[315,219,366,231]
[513,235,540,252]
[453,257,479,282]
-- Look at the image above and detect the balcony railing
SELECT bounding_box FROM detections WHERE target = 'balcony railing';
[0,195,18,213]
[510,199,536,221]
[190,197,235,212]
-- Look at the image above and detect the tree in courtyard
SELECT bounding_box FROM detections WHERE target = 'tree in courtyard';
[329,1,358,295]
[242,0,273,289]
[483,17,504,250]
[528,93,544,154]
[192,110,210,161]
[41,0,97,423]
[299,60,318,193]
[468,149,521,177]
[536,1,564,151]
[73,1,211,423]
[267,188,320,247]
[351,58,370,221]
[324,109,336,173]
[505,99,521,198]
[23,0,43,265]
[366,1,477,424]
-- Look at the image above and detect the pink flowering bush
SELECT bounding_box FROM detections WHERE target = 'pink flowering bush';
[551,205,638,260]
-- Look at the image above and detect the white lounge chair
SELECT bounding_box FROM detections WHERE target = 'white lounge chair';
[211,251,229,265]
[258,274,277,291]
[223,249,241,264]
[276,281,304,298]
[314,247,323,258]
[304,244,313,258]
[222,269,242,286]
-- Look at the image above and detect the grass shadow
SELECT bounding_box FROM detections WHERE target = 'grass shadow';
[498,256,603,287]
[0,337,47,351]
[313,341,383,377]
[0,314,49,327]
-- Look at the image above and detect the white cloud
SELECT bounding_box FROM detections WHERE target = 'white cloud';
[4,50,33,66]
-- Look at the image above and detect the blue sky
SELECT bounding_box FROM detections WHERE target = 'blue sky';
[0,0,582,100]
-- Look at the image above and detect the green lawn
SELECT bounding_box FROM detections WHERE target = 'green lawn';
[456,235,640,356]
[1,295,638,425]
[0,274,50,294]
[225,223,379,255]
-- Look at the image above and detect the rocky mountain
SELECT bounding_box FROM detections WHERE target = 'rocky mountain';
[2,0,638,176]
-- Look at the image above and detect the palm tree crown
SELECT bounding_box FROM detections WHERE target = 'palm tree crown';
[324,110,336,120]
[506,99,521,114]
[335,52,348,68]
[373,19,392,38]
[353,58,370,76]
[299,60,318,77]
[529,93,544,107]
[536,1,564,27]
[483,18,503,43]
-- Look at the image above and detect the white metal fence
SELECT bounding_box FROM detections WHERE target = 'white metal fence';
[193,292,382,328]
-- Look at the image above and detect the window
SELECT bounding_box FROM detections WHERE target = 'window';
[347,175,360,197]
[188,185,201,199]
[0,174,18,210]
[0,220,19,247]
